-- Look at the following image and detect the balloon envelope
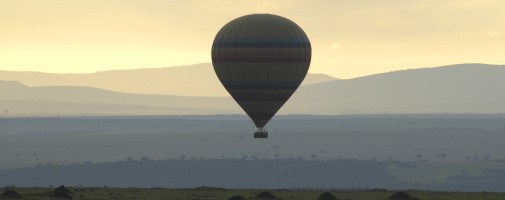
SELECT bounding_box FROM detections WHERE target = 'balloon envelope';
[212,14,311,128]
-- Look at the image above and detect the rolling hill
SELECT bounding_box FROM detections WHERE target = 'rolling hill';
[0,63,337,97]
[1,63,504,116]
[0,80,238,116]
[285,63,505,114]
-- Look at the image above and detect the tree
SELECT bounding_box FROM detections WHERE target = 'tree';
[416,154,422,163]
[32,153,40,161]
[140,156,151,162]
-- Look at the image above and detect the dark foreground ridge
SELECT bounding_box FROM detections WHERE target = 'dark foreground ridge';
[49,190,72,199]
[49,185,73,199]
[1,189,22,199]
[389,191,420,200]
[53,185,72,194]
[256,191,277,199]
[0,188,504,200]
[317,192,338,200]
[228,195,246,200]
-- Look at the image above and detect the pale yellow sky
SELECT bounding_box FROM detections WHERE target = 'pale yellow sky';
[1,0,504,78]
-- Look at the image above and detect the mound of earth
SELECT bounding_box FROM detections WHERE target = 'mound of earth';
[54,185,72,194]
[389,191,420,200]
[50,190,72,199]
[318,192,339,200]
[256,191,277,199]
[1,189,22,199]
[228,195,247,200]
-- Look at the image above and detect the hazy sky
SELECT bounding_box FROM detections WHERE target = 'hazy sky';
[1,0,504,78]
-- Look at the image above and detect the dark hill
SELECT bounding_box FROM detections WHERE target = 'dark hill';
[1,189,22,199]
[389,191,420,200]
[318,192,339,200]
[256,191,277,199]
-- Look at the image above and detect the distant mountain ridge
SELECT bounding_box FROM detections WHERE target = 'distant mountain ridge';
[284,63,505,114]
[0,80,237,116]
[1,63,505,116]
[0,63,337,97]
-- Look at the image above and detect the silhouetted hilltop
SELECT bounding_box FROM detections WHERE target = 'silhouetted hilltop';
[0,63,337,97]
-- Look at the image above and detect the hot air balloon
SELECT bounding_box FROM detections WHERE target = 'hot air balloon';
[211,14,311,138]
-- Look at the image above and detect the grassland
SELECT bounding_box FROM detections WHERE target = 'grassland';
[2,187,505,200]
[388,161,505,183]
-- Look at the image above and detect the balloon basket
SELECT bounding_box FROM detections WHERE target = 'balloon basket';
[254,129,268,139]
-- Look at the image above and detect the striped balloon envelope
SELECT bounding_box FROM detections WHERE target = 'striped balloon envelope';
[211,14,311,136]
